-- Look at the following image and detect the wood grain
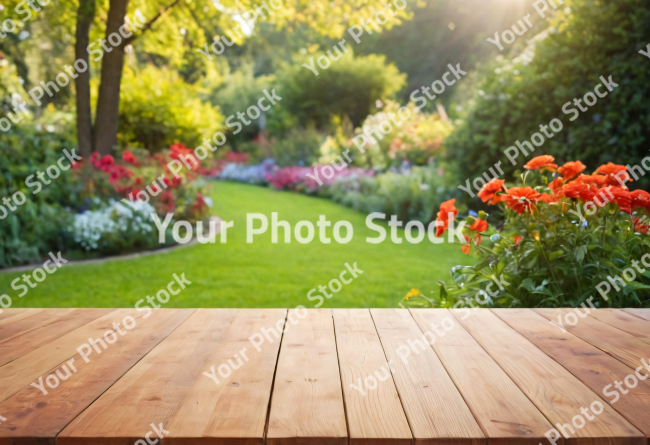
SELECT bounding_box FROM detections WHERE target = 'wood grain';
[333,309,412,445]
[267,309,348,445]
[0,308,150,403]
[0,309,42,325]
[370,309,484,445]
[587,309,650,344]
[0,308,111,366]
[0,308,192,445]
[493,308,650,438]
[622,309,650,322]
[534,308,650,376]
[59,309,286,445]
[409,309,553,444]
[452,309,644,444]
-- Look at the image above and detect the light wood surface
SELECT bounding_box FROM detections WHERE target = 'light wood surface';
[267,309,348,445]
[534,308,650,376]
[410,309,554,444]
[333,309,412,445]
[452,309,644,444]
[622,309,650,321]
[370,309,485,445]
[0,308,648,445]
[493,308,650,438]
[587,309,650,344]
[0,308,192,444]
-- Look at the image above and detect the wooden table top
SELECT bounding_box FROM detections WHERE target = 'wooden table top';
[0,308,649,445]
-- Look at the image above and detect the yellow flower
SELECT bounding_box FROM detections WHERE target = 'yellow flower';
[404,288,421,300]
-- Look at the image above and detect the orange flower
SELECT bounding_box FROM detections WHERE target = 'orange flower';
[596,162,631,186]
[468,218,488,233]
[461,244,471,254]
[513,236,522,247]
[632,217,650,234]
[524,155,558,171]
[575,174,608,188]
[558,161,586,180]
[461,233,481,254]
[537,193,557,204]
[631,189,650,211]
[478,178,505,205]
[609,188,632,214]
[549,177,564,194]
[503,187,541,214]
[596,162,627,176]
[562,182,597,202]
[435,199,458,237]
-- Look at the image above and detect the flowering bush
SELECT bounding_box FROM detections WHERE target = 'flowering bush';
[268,164,375,192]
[402,155,650,309]
[67,199,165,255]
[75,144,211,223]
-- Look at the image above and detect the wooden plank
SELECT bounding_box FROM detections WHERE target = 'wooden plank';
[0,308,73,341]
[534,309,650,375]
[0,309,111,367]
[0,308,41,324]
[59,309,286,445]
[370,309,484,445]
[0,308,151,403]
[622,309,650,322]
[493,308,650,438]
[332,309,412,445]
[267,309,348,445]
[588,309,650,344]
[451,309,644,444]
[409,309,554,444]
[0,308,192,445]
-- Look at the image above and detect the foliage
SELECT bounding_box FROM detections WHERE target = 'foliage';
[277,51,406,129]
[269,127,322,167]
[446,0,650,189]
[401,156,650,309]
[329,162,456,223]
[0,126,80,267]
[350,100,453,170]
[118,65,224,151]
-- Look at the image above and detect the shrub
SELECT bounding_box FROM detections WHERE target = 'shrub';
[118,65,224,151]
[401,155,650,309]
[446,0,650,189]
[0,126,80,267]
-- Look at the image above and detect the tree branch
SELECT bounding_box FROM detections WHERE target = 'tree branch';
[122,0,182,47]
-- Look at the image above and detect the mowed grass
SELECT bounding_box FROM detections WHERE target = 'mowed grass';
[0,181,471,308]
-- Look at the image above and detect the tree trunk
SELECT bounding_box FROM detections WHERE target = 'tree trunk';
[75,0,96,158]
[93,0,129,155]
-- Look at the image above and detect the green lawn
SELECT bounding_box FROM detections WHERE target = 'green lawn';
[0,182,470,308]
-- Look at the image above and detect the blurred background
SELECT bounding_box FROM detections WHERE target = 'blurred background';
[0,0,649,308]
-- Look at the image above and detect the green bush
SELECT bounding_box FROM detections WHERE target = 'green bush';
[0,126,81,267]
[270,128,323,167]
[446,0,650,189]
[118,65,224,151]
[277,50,406,130]
[328,162,457,223]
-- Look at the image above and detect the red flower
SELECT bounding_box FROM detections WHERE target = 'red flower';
[123,151,136,164]
[575,174,608,188]
[468,218,488,233]
[101,155,114,165]
[435,199,458,237]
[632,217,650,234]
[562,182,597,202]
[537,193,557,203]
[135,177,144,185]
[503,187,541,214]
[558,161,586,180]
[524,155,558,171]
[549,177,564,194]
[596,162,627,176]
[631,189,650,211]
[478,179,505,205]
[609,188,632,214]
[513,236,522,247]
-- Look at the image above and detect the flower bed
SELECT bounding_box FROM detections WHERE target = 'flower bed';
[402,155,650,309]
